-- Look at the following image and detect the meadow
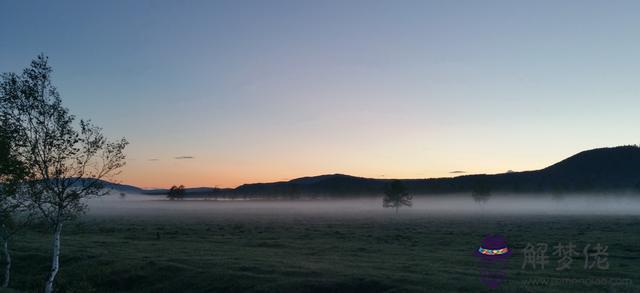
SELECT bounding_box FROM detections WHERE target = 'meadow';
[2,196,639,293]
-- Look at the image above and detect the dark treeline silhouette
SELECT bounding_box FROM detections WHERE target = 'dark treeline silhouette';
[140,145,640,199]
[167,185,186,200]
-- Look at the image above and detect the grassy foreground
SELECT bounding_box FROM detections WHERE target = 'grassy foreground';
[3,211,639,292]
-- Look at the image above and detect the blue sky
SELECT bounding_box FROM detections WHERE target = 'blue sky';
[2,1,640,187]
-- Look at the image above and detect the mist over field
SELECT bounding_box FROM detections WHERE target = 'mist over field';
[6,1,640,291]
[86,192,640,218]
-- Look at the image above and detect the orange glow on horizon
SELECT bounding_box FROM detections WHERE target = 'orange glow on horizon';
[117,143,603,189]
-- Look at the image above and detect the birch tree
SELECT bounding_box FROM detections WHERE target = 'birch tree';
[0,55,128,293]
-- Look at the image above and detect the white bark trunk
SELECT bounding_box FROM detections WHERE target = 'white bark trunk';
[1,239,9,288]
[44,222,63,293]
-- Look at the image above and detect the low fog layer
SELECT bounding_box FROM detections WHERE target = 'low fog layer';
[85,192,640,218]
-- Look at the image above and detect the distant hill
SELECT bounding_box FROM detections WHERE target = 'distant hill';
[231,146,640,197]
[105,182,145,193]
[110,145,640,197]
[69,179,144,194]
[234,174,384,197]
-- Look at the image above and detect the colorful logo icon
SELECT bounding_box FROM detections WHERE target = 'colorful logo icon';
[474,234,512,288]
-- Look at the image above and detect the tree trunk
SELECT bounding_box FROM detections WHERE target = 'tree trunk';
[395,206,399,214]
[44,222,63,293]
[1,239,9,288]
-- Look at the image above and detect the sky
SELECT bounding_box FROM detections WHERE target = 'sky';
[2,1,640,188]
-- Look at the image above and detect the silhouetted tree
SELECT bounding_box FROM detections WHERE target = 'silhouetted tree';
[0,55,128,293]
[383,180,412,214]
[472,178,492,206]
[168,185,186,200]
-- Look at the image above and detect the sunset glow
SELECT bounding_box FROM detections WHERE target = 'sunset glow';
[3,1,640,188]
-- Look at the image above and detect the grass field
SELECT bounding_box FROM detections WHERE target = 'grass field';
[2,198,639,292]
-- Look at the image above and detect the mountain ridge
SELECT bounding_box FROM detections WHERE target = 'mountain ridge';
[114,145,640,196]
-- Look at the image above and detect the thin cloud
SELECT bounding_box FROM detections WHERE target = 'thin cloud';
[148,158,159,161]
[450,170,466,174]
[174,156,194,160]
